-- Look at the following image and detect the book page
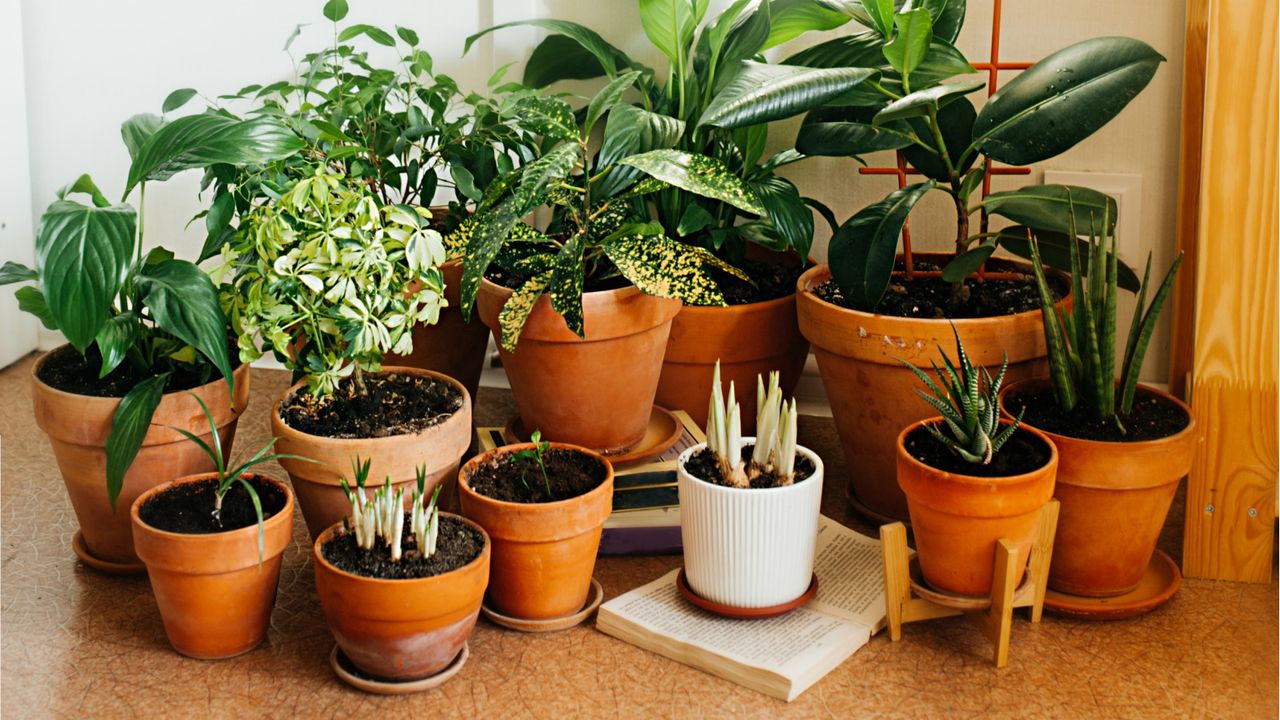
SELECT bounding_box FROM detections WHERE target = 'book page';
[807,516,889,632]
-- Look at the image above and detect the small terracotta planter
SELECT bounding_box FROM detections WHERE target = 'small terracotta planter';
[458,443,614,619]
[1001,378,1197,597]
[271,367,472,540]
[32,347,251,567]
[797,259,1058,522]
[313,515,491,680]
[130,473,294,659]
[476,278,681,453]
[897,418,1058,597]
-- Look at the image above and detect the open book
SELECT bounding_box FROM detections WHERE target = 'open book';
[596,516,887,702]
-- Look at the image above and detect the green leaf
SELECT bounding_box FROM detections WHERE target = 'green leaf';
[973,37,1165,165]
[750,176,814,259]
[15,287,57,329]
[451,164,482,202]
[585,71,641,135]
[620,149,765,215]
[511,96,578,140]
[923,0,965,43]
[596,105,684,198]
[125,114,304,197]
[860,0,895,36]
[640,0,700,69]
[322,0,348,22]
[396,26,419,45]
[994,225,1140,292]
[829,181,933,309]
[912,40,977,87]
[700,61,877,129]
[121,114,164,163]
[765,0,853,50]
[718,0,773,68]
[161,88,197,114]
[57,174,112,208]
[983,184,1117,236]
[883,9,932,85]
[940,241,996,282]
[604,233,726,307]
[796,105,913,156]
[135,259,234,393]
[1119,253,1181,411]
[338,24,396,47]
[874,79,982,124]
[902,96,976,181]
[199,190,235,263]
[784,30,882,69]
[105,373,169,509]
[498,271,553,352]
[676,201,717,237]
[0,261,37,284]
[547,234,587,337]
[465,20,635,85]
[94,312,140,378]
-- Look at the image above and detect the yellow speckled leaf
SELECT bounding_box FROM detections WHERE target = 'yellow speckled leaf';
[498,270,552,352]
[603,234,725,307]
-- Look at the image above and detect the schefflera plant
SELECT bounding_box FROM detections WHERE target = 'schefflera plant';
[341,460,442,562]
[706,363,799,488]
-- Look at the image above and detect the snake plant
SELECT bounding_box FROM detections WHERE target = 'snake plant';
[705,362,799,487]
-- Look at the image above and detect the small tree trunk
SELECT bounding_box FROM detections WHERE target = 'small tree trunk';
[949,194,971,306]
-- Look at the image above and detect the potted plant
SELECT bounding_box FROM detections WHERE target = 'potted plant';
[1001,208,1193,598]
[897,331,1057,597]
[221,164,472,539]
[1,101,301,569]
[789,0,1164,521]
[130,394,307,659]
[678,364,824,609]
[314,460,490,681]
[458,431,614,620]
[468,0,877,430]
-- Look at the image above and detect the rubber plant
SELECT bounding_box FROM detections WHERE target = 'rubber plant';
[0,100,302,507]
[791,0,1164,309]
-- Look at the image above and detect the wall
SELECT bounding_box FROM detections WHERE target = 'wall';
[0,0,37,367]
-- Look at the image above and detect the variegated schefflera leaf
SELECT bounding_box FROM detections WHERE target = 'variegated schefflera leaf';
[603,232,728,308]
[497,270,553,352]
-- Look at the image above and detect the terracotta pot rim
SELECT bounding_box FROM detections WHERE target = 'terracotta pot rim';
[676,440,824,495]
[895,417,1058,486]
[1000,378,1197,448]
[480,276,654,303]
[130,472,294,542]
[311,511,491,586]
[32,344,246,404]
[458,442,614,511]
[676,291,798,315]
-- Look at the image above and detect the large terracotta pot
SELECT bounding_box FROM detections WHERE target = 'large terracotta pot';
[131,473,293,659]
[477,278,681,453]
[385,258,490,404]
[1001,379,1197,597]
[458,443,614,619]
[897,418,1058,596]
[271,367,472,540]
[796,259,1056,522]
[313,514,490,680]
[32,347,251,568]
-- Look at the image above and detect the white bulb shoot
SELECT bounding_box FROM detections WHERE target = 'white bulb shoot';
[704,365,800,488]
[341,461,442,561]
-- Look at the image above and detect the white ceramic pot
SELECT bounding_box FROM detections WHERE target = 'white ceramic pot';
[677,440,825,608]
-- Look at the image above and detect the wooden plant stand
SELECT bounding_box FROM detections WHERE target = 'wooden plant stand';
[879,500,1060,668]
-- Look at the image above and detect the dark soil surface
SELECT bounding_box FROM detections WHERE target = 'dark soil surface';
[705,258,803,306]
[1006,387,1191,442]
[465,449,608,503]
[685,445,817,489]
[321,515,485,580]
[905,425,1051,477]
[485,266,631,294]
[279,371,462,439]
[812,261,1066,319]
[138,476,286,534]
[37,343,235,398]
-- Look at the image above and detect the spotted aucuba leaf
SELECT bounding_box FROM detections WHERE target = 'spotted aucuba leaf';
[444,216,547,260]
[510,96,578,141]
[586,201,631,243]
[611,175,668,201]
[603,233,726,307]
[548,233,586,337]
[498,270,553,352]
[618,150,765,216]
[509,251,556,277]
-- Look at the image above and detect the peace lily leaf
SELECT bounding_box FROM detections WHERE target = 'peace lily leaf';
[121,114,164,163]
[585,71,641,135]
[764,0,853,50]
[860,0,895,36]
[136,259,235,393]
[677,201,717,237]
[994,225,1140,292]
[498,271,553,352]
[718,0,772,68]
[511,96,578,140]
[620,149,765,215]
[162,88,198,114]
[883,9,932,84]
[750,176,815,259]
[125,114,304,197]
[973,37,1165,165]
[902,96,976,181]
[874,80,982,124]
[106,373,170,509]
[829,181,933,309]
[796,105,914,156]
[0,261,37,284]
[95,312,140,378]
[983,184,1117,235]
[604,233,726,307]
[639,0,702,69]
[466,20,634,86]
[693,0,754,75]
[784,30,882,69]
[15,287,57,329]
[699,61,877,129]
[598,105,685,198]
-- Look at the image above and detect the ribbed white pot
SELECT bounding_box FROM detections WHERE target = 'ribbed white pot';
[678,440,824,608]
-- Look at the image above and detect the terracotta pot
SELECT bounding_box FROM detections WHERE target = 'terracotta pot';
[897,418,1058,597]
[130,473,294,659]
[458,443,614,619]
[796,258,1058,522]
[384,258,490,404]
[32,347,251,567]
[313,514,490,680]
[271,367,472,540]
[1001,378,1197,597]
[477,278,681,453]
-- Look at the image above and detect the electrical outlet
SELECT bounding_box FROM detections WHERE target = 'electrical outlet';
[1042,170,1144,267]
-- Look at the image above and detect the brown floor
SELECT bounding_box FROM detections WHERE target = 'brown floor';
[1,354,1276,719]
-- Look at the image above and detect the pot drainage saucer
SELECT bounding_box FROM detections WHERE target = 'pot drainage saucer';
[482,577,604,632]
[675,569,818,619]
[1043,549,1181,621]
[331,642,468,694]
[72,531,146,575]
[502,407,683,467]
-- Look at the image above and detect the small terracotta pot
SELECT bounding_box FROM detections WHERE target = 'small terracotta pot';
[32,347,251,566]
[384,258,490,404]
[313,514,491,680]
[797,259,1059,522]
[477,278,681,453]
[1001,378,1197,597]
[897,418,1058,597]
[271,367,472,540]
[130,473,294,659]
[458,443,614,619]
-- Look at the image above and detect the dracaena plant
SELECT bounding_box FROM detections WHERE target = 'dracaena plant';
[791,0,1164,310]
[705,363,799,487]
[0,102,302,508]
[1028,198,1181,433]
[465,0,878,265]
[341,459,442,562]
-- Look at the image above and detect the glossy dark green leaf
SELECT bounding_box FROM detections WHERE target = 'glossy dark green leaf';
[916,0,965,43]
[639,0,702,68]
[105,373,169,509]
[57,174,112,208]
[125,114,304,197]
[983,184,1117,236]
[719,0,773,68]
[136,259,234,393]
[693,0,754,76]
[95,312,140,378]
[902,96,975,181]
[15,287,57,329]
[940,240,995,282]
[585,71,641,135]
[466,20,635,85]
[750,175,814,259]
[596,106,685,197]
[338,24,396,47]
[322,0,348,22]
[783,30,882,68]
[204,190,234,249]
[765,0,853,50]
[676,201,717,237]
[995,225,1140,292]
[910,41,977,88]
[883,9,932,83]
[873,79,982,123]
[860,0,895,36]
[620,149,765,215]
[699,61,877,129]
[450,164,482,202]
[796,105,913,156]
[161,88,197,114]
[0,261,37,285]
[829,181,932,309]
[121,114,164,163]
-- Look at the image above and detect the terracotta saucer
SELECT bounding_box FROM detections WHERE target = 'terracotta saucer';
[72,531,146,575]
[330,642,469,695]
[482,577,604,632]
[1044,549,1182,621]
[907,556,1034,611]
[676,569,819,619]
[502,406,682,468]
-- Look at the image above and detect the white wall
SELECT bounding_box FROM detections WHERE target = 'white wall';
[0,0,37,367]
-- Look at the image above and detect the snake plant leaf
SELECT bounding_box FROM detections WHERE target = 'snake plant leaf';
[749,176,815,260]
[639,0,705,70]
[105,372,170,509]
[699,61,877,129]
[94,312,140,379]
[1118,253,1181,412]
[548,234,587,337]
[135,259,235,394]
[873,80,982,124]
[993,224,1140,292]
[1028,236,1078,411]
[620,149,765,215]
[584,71,642,135]
[796,105,914,156]
[983,184,1117,236]
[125,114,304,197]
[510,96,579,141]
[882,8,932,84]
[828,181,933,309]
[497,271,553,352]
[14,287,57,329]
[465,20,636,86]
[973,37,1165,165]
[902,96,976,181]
[596,105,684,198]
[764,0,853,50]
[604,232,726,307]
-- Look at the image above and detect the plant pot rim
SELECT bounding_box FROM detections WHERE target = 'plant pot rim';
[999,377,1197,448]
[458,441,615,510]
[480,275,655,302]
[32,344,246,403]
[676,438,824,495]
[678,290,798,315]
[130,472,294,541]
[896,417,1058,485]
[311,511,491,586]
